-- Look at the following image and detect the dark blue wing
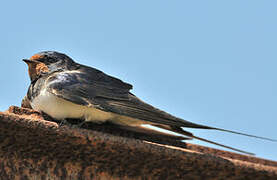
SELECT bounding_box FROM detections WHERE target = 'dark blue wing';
[46,70,277,143]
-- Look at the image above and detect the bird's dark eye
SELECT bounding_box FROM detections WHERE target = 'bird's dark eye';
[35,56,57,65]
[47,57,60,64]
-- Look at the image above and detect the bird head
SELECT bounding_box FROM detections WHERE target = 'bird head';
[23,51,76,82]
[25,51,74,65]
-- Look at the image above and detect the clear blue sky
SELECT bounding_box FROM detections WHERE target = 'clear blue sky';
[0,1,276,161]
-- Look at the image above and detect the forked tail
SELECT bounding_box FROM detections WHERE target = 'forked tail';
[213,127,277,142]
[190,134,255,155]
[181,120,277,142]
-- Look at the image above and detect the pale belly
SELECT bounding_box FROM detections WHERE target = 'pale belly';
[30,89,145,126]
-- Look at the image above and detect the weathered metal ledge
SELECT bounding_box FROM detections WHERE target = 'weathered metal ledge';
[0,106,276,180]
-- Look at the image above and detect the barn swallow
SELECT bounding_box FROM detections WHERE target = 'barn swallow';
[23,51,276,155]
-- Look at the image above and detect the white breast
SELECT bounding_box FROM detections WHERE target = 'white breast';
[31,89,148,127]
[31,89,114,123]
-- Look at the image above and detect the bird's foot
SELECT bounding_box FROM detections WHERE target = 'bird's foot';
[40,111,58,122]
[59,119,72,126]
[59,118,87,129]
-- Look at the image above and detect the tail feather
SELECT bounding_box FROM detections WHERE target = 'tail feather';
[180,121,277,142]
[190,134,255,155]
[152,125,256,155]
[213,127,277,142]
[170,126,255,155]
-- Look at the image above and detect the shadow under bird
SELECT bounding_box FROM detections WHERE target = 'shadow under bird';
[23,51,276,155]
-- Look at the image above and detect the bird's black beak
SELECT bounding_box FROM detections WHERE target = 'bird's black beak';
[23,59,32,64]
[23,59,40,64]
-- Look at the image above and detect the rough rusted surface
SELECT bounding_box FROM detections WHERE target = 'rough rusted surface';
[0,106,276,180]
